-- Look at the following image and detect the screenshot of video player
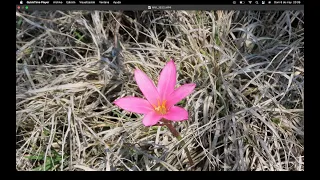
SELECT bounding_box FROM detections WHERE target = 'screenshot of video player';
[16,1,304,171]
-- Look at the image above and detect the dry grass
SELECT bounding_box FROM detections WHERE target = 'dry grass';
[16,10,304,171]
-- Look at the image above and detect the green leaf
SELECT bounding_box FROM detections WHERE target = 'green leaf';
[25,154,44,160]
[16,18,23,27]
[271,118,281,125]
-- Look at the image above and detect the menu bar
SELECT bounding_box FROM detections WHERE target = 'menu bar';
[16,5,304,10]
[17,0,304,5]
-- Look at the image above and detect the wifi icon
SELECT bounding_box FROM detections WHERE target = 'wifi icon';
[248,1,252,3]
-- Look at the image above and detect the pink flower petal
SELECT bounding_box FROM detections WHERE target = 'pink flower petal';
[163,106,188,121]
[142,111,163,126]
[166,83,196,108]
[114,97,153,114]
[157,59,176,100]
[134,69,160,106]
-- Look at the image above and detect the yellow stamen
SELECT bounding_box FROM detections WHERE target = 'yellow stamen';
[153,99,167,115]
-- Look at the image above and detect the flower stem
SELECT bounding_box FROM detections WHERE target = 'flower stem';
[161,120,194,170]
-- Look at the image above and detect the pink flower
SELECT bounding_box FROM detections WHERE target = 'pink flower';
[114,59,196,126]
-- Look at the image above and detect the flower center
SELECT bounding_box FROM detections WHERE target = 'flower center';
[153,99,168,115]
